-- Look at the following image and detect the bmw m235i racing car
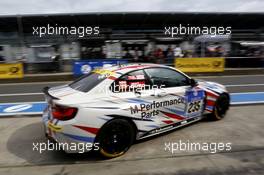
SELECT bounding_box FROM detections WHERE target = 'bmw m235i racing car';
[42,63,230,158]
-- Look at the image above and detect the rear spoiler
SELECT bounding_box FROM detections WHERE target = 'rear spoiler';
[42,87,59,100]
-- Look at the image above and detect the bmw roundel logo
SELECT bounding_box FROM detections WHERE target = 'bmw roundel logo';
[81,64,92,74]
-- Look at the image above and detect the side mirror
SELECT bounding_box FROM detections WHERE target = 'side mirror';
[189,78,197,87]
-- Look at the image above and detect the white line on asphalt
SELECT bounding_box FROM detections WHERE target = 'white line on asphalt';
[0,112,43,116]
[0,93,43,97]
[231,101,264,105]
[195,74,264,78]
[225,83,264,87]
[0,101,45,105]
[0,81,70,86]
[230,92,264,95]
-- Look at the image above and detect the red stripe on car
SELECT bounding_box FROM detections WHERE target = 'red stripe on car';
[205,109,213,112]
[206,91,219,98]
[108,76,117,80]
[206,100,215,106]
[73,125,99,135]
[162,120,174,124]
[160,111,185,120]
[114,65,149,71]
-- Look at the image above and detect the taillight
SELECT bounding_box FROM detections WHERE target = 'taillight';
[52,105,78,121]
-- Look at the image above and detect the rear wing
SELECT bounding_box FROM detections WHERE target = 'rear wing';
[42,87,59,100]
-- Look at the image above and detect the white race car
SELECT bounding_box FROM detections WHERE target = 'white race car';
[42,63,230,158]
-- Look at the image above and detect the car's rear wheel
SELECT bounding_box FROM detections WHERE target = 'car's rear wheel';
[211,93,230,120]
[96,119,135,158]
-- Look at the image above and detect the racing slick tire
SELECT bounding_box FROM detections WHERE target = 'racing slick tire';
[96,119,135,158]
[210,93,230,120]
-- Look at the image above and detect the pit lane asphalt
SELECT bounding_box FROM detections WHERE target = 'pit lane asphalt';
[1,74,264,103]
[0,74,263,174]
[0,105,263,174]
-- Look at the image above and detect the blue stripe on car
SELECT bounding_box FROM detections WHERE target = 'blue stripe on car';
[62,133,95,142]
[127,98,151,104]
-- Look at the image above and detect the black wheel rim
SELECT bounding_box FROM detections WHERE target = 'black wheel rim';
[100,124,132,154]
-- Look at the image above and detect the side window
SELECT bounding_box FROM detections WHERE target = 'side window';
[144,68,189,88]
[111,70,150,93]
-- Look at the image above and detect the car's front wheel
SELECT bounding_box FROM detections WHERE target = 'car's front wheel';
[96,119,135,158]
[211,93,230,120]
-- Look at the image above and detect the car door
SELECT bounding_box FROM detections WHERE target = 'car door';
[109,69,155,120]
[143,67,205,126]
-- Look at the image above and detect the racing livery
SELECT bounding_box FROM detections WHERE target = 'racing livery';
[42,63,230,158]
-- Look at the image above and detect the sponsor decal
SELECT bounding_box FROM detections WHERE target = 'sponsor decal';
[149,125,174,135]
[130,97,185,119]
[187,100,202,114]
[128,81,145,88]
[3,104,32,113]
[127,75,145,80]
[47,121,62,132]
[185,89,205,117]
[175,57,225,72]
[0,63,24,79]
[92,69,115,77]
[118,81,128,90]
[81,64,92,74]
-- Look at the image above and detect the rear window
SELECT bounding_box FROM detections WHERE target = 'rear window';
[69,72,106,92]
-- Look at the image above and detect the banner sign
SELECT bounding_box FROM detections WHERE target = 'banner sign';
[175,57,225,72]
[0,102,47,116]
[73,59,128,76]
[0,63,24,79]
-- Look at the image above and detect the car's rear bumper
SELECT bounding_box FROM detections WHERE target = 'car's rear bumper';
[42,109,98,153]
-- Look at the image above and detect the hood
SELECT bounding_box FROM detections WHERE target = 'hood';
[197,79,228,94]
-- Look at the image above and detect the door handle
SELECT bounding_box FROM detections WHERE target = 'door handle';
[157,91,167,97]
[152,90,167,97]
